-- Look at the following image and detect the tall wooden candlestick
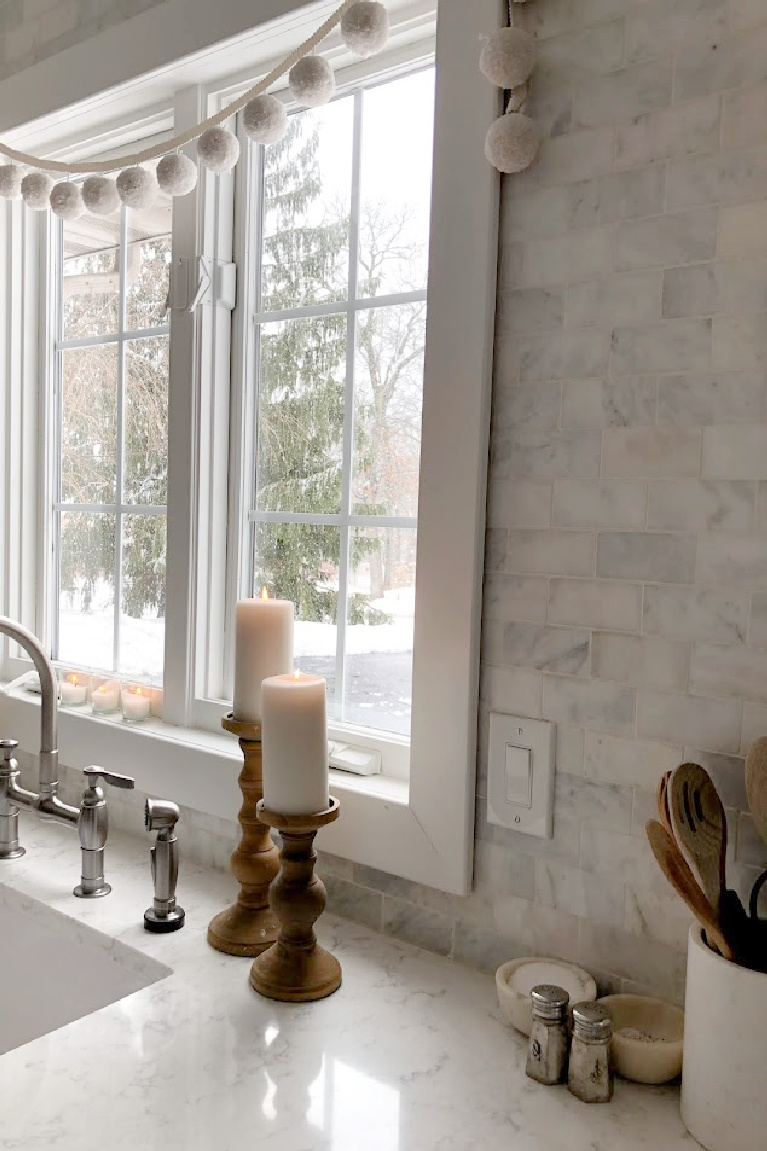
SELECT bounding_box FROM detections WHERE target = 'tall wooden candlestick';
[250,798,341,1003]
[207,716,281,957]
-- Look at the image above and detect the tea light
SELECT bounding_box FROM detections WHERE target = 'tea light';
[233,587,294,723]
[122,685,151,723]
[59,671,88,706]
[91,680,121,714]
[261,670,328,814]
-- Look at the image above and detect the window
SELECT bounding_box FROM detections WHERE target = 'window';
[246,69,435,740]
[53,196,172,679]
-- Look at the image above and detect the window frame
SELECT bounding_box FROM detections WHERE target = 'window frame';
[0,0,503,896]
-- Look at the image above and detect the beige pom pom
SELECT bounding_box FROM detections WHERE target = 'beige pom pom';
[484,112,539,174]
[21,172,53,210]
[243,95,288,145]
[197,127,240,174]
[289,56,335,107]
[156,152,198,196]
[50,181,85,220]
[83,176,120,216]
[0,164,24,200]
[480,27,536,90]
[340,2,389,57]
[116,166,157,209]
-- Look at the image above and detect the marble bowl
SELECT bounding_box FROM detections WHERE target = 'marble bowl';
[495,957,597,1036]
[599,994,684,1084]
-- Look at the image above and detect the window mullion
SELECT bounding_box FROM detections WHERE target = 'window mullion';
[113,206,129,672]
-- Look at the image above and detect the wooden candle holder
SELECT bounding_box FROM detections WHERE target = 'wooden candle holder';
[250,798,341,1003]
[207,715,281,957]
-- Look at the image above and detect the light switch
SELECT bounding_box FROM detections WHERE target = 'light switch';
[505,744,532,807]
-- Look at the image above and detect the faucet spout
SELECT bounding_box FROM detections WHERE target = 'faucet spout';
[0,615,59,801]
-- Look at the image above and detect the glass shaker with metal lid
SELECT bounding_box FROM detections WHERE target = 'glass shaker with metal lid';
[525,984,570,1086]
[568,1001,614,1103]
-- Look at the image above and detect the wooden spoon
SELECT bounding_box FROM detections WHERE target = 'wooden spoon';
[657,770,674,837]
[668,763,727,916]
[745,737,767,850]
[646,819,734,962]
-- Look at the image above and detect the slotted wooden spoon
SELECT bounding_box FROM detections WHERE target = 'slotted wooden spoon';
[668,762,727,917]
[646,819,734,961]
[657,770,674,837]
[745,736,767,850]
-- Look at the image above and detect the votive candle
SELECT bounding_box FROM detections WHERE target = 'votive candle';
[233,588,294,724]
[59,671,88,706]
[261,671,329,814]
[91,680,121,714]
[122,685,151,723]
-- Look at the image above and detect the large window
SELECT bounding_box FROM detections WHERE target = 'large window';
[53,195,171,679]
[247,68,435,738]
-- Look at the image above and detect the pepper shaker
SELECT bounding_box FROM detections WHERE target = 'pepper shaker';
[568,1002,613,1103]
[525,984,570,1086]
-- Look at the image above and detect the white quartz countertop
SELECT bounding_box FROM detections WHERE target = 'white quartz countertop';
[0,812,696,1150]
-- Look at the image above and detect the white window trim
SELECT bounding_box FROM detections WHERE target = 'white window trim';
[0,0,502,896]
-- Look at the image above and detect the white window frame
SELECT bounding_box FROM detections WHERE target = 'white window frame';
[0,0,502,896]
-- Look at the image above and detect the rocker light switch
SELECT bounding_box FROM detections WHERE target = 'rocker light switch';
[487,713,555,839]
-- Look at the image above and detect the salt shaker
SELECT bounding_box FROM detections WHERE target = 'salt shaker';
[525,984,570,1086]
[568,1002,613,1103]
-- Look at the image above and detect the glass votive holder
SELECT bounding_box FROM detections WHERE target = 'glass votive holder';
[58,668,90,707]
[122,683,152,724]
[91,677,121,715]
[149,681,163,719]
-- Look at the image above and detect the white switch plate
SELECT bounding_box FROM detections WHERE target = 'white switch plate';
[486,713,555,838]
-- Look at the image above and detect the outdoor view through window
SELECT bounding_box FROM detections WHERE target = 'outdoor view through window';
[250,67,435,738]
[54,189,171,681]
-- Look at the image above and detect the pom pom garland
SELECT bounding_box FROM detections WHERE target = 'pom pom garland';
[21,171,53,210]
[340,2,389,57]
[288,56,335,107]
[243,95,288,145]
[50,181,85,220]
[0,164,24,200]
[197,127,240,174]
[484,111,539,174]
[480,27,536,90]
[156,152,198,196]
[82,175,120,216]
[116,166,157,209]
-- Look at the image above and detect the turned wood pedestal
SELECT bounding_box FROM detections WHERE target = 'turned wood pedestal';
[207,716,281,957]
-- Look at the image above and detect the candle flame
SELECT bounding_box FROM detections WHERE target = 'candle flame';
[293,669,301,680]
[260,585,270,600]
[95,685,107,694]
[67,673,80,686]
[134,687,144,696]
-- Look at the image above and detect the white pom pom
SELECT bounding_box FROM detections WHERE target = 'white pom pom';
[82,175,120,216]
[197,127,240,174]
[50,181,85,220]
[340,2,389,57]
[116,166,157,209]
[156,152,198,196]
[243,95,288,145]
[480,28,536,90]
[0,164,24,200]
[21,172,53,210]
[288,56,335,107]
[484,112,539,174]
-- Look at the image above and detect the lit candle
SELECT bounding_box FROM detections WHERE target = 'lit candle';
[261,671,329,814]
[122,685,151,723]
[91,681,121,714]
[59,672,87,706]
[233,588,294,723]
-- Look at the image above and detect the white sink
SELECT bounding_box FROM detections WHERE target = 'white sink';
[0,884,171,1055]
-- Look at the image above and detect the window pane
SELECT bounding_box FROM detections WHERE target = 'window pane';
[352,304,425,518]
[120,514,166,678]
[345,527,416,736]
[61,345,119,504]
[256,316,346,514]
[57,512,116,669]
[261,98,353,311]
[62,220,119,340]
[254,522,339,712]
[126,226,172,332]
[358,70,435,297]
[124,336,169,505]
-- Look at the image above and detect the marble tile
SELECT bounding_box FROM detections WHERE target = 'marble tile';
[506,529,595,577]
[664,259,767,319]
[657,371,766,425]
[696,534,767,589]
[537,18,626,79]
[722,83,767,150]
[624,881,693,953]
[525,127,616,188]
[324,874,383,932]
[566,164,666,228]
[535,858,625,925]
[381,896,455,957]
[591,632,691,692]
[713,313,767,372]
[637,688,743,752]
[515,330,610,382]
[481,664,544,721]
[674,22,767,100]
[611,318,712,374]
[735,811,767,867]
[690,641,767,704]
[452,920,528,974]
[486,477,552,530]
[596,531,696,583]
[476,808,582,868]
[703,427,767,481]
[351,864,460,919]
[517,228,614,288]
[519,0,634,40]
[474,839,536,903]
[493,381,561,432]
[625,0,727,64]
[666,143,767,210]
[647,479,755,533]
[579,824,648,883]
[727,0,766,32]
[758,481,767,535]
[556,724,585,774]
[643,584,749,643]
[554,772,634,833]
[531,903,581,964]
[718,201,767,257]
[548,577,642,631]
[495,241,524,297]
[566,276,662,330]
[483,574,548,623]
[682,749,748,811]
[748,593,767,646]
[603,427,701,477]
[614,94,721,170]
[551,479,647,530]
[497,287,565,333]
[500,185,570,242]
[501,622,591,676]
[631,787,661,835]
[616,207,718,270]
[584,731,683,790]
[493,429,602,480]
[579,922,687,1004]
[741,701,767,752]
[484,528,506,573]
[574,59,673,128]
[542,676,636,735]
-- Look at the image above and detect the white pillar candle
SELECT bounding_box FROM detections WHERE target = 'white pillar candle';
[233,589,294,723]
[122,685,151,723]
[261,671,329,814]
[91,681,121,713]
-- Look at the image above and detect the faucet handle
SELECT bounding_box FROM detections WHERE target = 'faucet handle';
[83,766,135,790]
[0,739,19,764]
